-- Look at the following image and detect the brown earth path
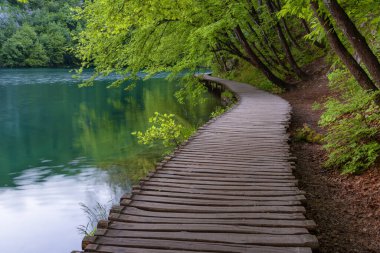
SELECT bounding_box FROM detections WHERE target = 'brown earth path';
[281,57,380,253]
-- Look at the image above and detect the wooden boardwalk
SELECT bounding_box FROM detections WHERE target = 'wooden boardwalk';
[78,76,318,253]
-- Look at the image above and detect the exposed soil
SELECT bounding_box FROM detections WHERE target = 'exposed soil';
[281,57,380,253]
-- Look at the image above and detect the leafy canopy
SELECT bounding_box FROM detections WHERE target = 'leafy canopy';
[75,0,252,81]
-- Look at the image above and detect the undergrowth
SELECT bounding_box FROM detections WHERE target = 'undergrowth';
[294,124,323,143]
[219,60,283,94]
[317,68,380,174]
[77,202,110,236]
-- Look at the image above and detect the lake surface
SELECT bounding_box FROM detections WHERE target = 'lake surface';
[0,68,220,253]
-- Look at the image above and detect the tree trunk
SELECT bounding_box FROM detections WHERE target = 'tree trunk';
[310,0,378,91]
[323,0,380,89]
[266,0,308,80]
[246,22,290,75]
[282,18,302,50]
[234,25,291,90]
[246,3,291,72]
[270,0,302,50]
[301,18,311,34]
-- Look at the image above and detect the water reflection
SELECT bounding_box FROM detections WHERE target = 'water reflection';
[0,68,220,253]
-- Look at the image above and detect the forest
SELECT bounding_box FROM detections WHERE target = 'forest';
[0,0,80,67]
[75,0,380,174]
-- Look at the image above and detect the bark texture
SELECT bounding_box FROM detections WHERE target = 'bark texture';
[266,0,308,80]
[234,25,291,90]
[323,0,380,89]
[310,1,378,91]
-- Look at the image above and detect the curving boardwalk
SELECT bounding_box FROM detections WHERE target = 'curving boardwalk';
[77,76,319,253]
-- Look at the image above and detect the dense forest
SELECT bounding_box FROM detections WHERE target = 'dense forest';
[0,0,80,67]
[76,0,380,174]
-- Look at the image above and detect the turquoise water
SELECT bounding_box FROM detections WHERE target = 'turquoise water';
[0,69,220,253]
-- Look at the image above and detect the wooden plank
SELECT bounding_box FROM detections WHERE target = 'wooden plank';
[169,158,291,165]
[163,163,293,172]
[107,222,309,234]
[133,190,306,202]
[90,239,313,253]
[128,195,302,207]
[141,181,299,191]
[119,207,307,220]
[101,230,318,248]
[127,201,306,213]
[176,149,290,155]
[110,214,317,229]
[147,177,297,187]
[159,166,293,175]
[85,245,216,253]
[154,170,294,178]
[140,185,303,196]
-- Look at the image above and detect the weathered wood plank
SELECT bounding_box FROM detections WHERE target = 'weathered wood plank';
[99,230,318,248]
[128,195,302,207]
[130,190,306,202]
[140,185,304,196]
[147,177,298,186]
[88,239,313,253]
[141,181,299,191]
[127,201,306,213]
[109,214,317,229]
[107,223,309,234]
[163,163,293,172]
[119,207,307,220]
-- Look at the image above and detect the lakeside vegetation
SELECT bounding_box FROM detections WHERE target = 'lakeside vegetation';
[74,0,380,174]
[5,0,380,174]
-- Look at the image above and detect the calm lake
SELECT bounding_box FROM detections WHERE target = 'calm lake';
[0,69,220,253]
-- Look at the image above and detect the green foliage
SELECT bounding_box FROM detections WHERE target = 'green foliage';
[319,69,380,174]
[279,0,326,45]
[1,25,49,67]
[294,123,323,143]
[132,112,195,149]
[222,60,283,93]
[210,106,227,118]
[74,0,245,82]
[221,90,235,104]
[77,202,110,236]
[174,76,208,106]
[0,0,81,67]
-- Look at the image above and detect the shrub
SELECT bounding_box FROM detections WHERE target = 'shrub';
[219,60,283,94]
[294,124,323,143]
[132,112,195,149]
[319,69,380,174]
[210,106,226,118]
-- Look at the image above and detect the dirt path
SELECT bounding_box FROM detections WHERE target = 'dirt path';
[281,58,380,253]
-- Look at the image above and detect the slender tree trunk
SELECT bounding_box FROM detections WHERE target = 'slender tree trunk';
[266,0,308,80]
[212,48,228,72]
[234,25,291,90]
[310,0,378,91]
[323,0,380,89]
[270,0,302,50]
[281,19,302,50]
[301,18,311,34]
[247,3,291,72]
[246,22,289,74]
